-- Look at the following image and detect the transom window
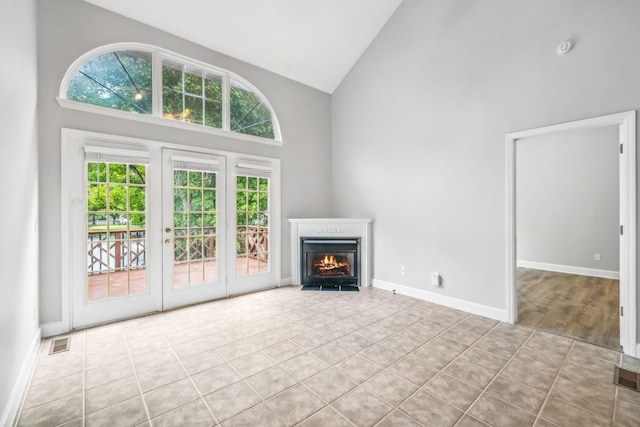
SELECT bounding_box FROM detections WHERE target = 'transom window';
[60,43,280,142]
[68,51,153,114]
[162,60,223,128]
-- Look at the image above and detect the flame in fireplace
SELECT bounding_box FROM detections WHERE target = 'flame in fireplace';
[323,255,336,266]
[314,254,350,275]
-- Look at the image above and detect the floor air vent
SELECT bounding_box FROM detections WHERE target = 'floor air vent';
[614,366,640,392]
[49,337,70,355]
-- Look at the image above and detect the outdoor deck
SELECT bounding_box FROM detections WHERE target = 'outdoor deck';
[86,226,269,301]
[87,258,270,301]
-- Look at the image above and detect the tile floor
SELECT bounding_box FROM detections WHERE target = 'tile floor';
[14,286,640,426]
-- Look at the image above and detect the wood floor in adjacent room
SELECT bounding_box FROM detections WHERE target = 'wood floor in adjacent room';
[517,267,620,351]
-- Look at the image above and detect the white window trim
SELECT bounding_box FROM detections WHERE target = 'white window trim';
[57,42,283,146]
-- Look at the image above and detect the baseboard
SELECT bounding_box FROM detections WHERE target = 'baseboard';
[517,260,620,280]
[1,328,41,427]
[372,279,509,322]
[279,276,293,286]
[40,321,68,338]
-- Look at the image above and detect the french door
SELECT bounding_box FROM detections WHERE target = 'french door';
[231,163,278,295]
[70,145,160,327]
[162,149,226,309]
[64,130,279,329]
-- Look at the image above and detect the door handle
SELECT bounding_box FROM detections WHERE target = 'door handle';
[165,227,172,233]
[164,239,171,244]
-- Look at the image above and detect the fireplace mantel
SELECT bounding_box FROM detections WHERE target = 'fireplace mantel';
[288,218,373,287]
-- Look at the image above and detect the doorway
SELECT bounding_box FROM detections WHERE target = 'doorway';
[62,129,280,328]
[506,111,637,356]
[515,125,620,349]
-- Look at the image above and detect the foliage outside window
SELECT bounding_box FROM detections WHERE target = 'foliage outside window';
[236,175,269,277]
[163,61,223,128]
[68,51,152,114]
[86,161,148,300]
[64,46,279,141]
[87,162,147,228]
[172,169,218,286]
[230,80,274,139]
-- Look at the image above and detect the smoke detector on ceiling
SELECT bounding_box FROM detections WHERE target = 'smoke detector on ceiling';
[556,39,575,56]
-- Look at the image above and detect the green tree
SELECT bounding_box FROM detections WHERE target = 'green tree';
[230,83,274,139]
[162,63,223,128]
[68,51,152,114]
[68,51,274,139]
[87,162,147,228]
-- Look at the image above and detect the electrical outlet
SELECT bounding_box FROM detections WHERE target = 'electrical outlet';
[432,272,440,286]
[400,266,406,275]
[594,253,601,261]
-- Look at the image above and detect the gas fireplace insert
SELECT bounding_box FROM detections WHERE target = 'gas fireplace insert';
[300,237,360,290]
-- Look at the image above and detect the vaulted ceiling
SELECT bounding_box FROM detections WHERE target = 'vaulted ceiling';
[83,0,403,93]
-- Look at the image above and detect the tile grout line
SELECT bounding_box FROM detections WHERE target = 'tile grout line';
[313,298,433,425]
[334,301,481,426]
[273,313,366,426]
[451,323,539,424]
[156,313,222,425]
[82,330,86,427]
[219,316,298,423]
[211,317,334,426]
[392,308,504,424]
[610,350,624,425]
[357,307,461,425]
[329,309,481,426]
[444,321,515,427]
[200,319,274,425]
[296,294,620,427]
[530,338,576,426]
[423,316,507,426]
[538,341,623,425]
[25,287,629,427]
[120,321,154,426]
[201,291,395,426]
[11,336,46,427]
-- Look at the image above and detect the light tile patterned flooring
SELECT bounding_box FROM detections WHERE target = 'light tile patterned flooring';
[15,286,640,426]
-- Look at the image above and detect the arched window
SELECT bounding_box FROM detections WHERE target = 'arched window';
[59,43,281,143]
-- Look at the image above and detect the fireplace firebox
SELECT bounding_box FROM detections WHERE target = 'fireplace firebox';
[300,237,360,290]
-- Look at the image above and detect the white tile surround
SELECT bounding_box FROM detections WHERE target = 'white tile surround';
[288,219,373,287]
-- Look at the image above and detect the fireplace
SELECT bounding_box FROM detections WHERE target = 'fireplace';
[288,218,373,288]
[301,237,360,289]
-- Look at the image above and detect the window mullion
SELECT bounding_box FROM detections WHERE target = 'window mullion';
[222,74,230,132]
[180,65,185,123]
[152,53,163,117]
[201,70,206,127]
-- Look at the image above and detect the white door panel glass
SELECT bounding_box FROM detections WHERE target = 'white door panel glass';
[162,150,226,308]
[86,161,148,301]
[230,164,279,295]
[69,143,159,328]
[236,175,270,277]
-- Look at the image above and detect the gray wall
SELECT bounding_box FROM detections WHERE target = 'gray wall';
[0,0,40,423]
[37,0,332,325]
[332,0,640,338]
[517,126,619,272]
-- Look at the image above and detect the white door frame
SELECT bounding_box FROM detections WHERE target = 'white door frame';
[506,111,637,356]
[61,128,282,331]
[162,149,228,309]
[228,161,281,296]
[61,130,163,328]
